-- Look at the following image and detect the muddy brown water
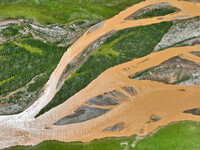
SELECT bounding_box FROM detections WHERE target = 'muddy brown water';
[0,0,200,149]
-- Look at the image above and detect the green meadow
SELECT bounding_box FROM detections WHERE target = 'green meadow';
[0,0,144,24]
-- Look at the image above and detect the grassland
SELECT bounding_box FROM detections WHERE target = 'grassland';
[0,0,144,24]
[133,121,200,150]
[5,121,200,150]
[36,21,173,117]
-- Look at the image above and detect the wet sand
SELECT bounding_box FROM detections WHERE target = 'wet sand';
[0,0,200,149]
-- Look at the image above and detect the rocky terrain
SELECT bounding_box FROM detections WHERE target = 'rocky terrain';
[130,56,200,85]
[154,17,200,51]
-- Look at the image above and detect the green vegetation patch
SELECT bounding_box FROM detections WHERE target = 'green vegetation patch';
[5,135,136,150]
[172,75,191,84]
[134,7,178,20]
[0,75,18,86]
[14,42,43,55]
[2,24,23,37]
[27,74,48,92]
[0,0,144,24]
[0,36,67,98]
[92,36,122,57]
[36,21,172,117]
[133,121,200,150]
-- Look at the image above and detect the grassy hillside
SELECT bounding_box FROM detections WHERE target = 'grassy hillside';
[0,0,144,24]
[5,121,200,150]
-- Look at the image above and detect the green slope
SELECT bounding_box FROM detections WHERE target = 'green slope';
[0,0,144,24]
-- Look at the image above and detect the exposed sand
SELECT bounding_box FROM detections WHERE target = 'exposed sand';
[0,19,18,26]
[0,0,200,149]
